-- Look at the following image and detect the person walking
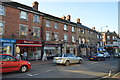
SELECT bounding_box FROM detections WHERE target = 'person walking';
[16,53,21,59]
[23,51,27,61]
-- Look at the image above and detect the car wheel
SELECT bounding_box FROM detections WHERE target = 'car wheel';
[65,60,70,66]
[78,59,82,64]
[20,65,28,73]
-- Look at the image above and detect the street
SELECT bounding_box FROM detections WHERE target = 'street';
[2,57,119,79]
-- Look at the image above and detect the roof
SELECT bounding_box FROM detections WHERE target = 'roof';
[2,1,99,33]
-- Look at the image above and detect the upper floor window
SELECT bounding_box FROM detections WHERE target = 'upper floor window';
[54,32,59,41]
[107,36,110,40]
[78,29,81,33]
[81,29,85,34]
[19,24,28,37]
[88,31,90,35]
[64,34,68,42]
[46,31,51,41]
[33,15,40,23]
[64,24,68,31]
[20,11,28,20]
[72,35,76,42]
[0,5,5,15]
[72,26,75,32]
[46,20,50,27]
[33,27,40,38]
[54,22,59,29]
[97,35,99,38]
[0,21,5,35]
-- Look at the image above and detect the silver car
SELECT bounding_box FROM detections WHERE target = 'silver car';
[53,53,83,66]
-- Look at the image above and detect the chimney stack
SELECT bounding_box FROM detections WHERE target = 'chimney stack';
[67,15,71,21]
[77,18,80,23]
[61,16,66,20]
[92,27,95,30]
[32,1,39,10]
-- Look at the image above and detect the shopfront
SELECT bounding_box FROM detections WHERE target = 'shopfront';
[0,39,16,55]
[44,44,62,59]
[16,40,42,60]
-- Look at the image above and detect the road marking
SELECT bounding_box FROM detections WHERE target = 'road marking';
[27,73,38,76]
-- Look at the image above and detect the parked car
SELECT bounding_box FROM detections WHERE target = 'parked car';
[113,53,120,58]
[0,54,31,73]
[100,52,110,58]
[53,53,83,66]
[88,53,106,61]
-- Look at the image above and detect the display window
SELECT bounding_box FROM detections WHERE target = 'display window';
[3,43,13,55]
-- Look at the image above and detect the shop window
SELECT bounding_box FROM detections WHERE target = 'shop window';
[0,5,5,15]
[46,31,51,41]
[20,11,28,20]
[33,15,40,23]
[54,22,59,29]
[33,27,40,38]
[46,20,50,27]
[19,24,28,37]
[0,21,5,35]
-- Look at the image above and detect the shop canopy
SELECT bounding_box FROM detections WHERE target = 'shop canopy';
[17,44,42,47]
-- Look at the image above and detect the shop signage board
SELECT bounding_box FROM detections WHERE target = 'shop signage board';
[0,39,16,43]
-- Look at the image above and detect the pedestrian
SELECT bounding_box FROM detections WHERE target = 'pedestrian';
[42,52,47,61]
[16,53,21,59]
[23,51,27,61]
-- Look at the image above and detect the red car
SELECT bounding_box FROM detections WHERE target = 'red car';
[0,54,31,73]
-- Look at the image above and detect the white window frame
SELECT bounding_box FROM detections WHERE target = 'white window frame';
[0,5,5,15]
[54,32,59,41]
[78,29,81,33]
[33,26,40,38]
[64,24,68,31]
[20,11,28,20]
[107,36,110,40]
[54,22,59,29]
[19,24,28,37]
[72,26,75,32]
[64,34,68,42]
[81,29,85,34]
[33,15,40,23]
[112,36,115,40]
[46,31,51,41]
[72,35,76,42]
[0,21,5,35]
[46,20,50,27]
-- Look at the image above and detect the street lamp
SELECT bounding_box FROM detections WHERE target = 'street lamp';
[101,26,108,32]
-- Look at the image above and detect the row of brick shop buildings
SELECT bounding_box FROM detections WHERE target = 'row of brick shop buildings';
[0,1,103,60]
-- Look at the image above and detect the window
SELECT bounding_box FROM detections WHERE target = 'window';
[64,24,68,31]
[78,29,81,33]
[54,22,59,29]
[107,36,110,40]
[54,32,59,41]
[97,35,99,38]
[64,34,68,42]
[19,24,28,37]
[46,20,50,27]
[33,15,40,23]
[20,11,28,20]
[88,31,90,35]
[2,55,18,61]
[72,27,75,32]
[46,31,51,41]
[33,27,40,38]
[112,36,115,40]
[0,5,5,15]
[0,21,4,35]
[81,29,85,34]
[72,35,76,42]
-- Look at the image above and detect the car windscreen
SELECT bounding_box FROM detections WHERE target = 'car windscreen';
[55,54,62,57]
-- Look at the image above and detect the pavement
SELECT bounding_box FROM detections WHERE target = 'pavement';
[29,60,52,65]
[111,72,120,79]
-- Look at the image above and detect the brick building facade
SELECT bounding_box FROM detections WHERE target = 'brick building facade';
[0,1,102,60]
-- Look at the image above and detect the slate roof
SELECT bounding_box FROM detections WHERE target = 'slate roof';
[2,1,100,33]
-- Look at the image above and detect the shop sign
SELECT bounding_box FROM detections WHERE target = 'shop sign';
[17,40,42,44]
[0,39,16,43]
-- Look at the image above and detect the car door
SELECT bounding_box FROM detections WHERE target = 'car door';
[2,55,20,73]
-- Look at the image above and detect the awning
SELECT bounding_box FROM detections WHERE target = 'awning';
[17,44,42,47]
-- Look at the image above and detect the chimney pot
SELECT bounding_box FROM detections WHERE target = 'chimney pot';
[32,1,39,10]
[77,18,80,23]
[61,16,66,20]
[67,15,71,21]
